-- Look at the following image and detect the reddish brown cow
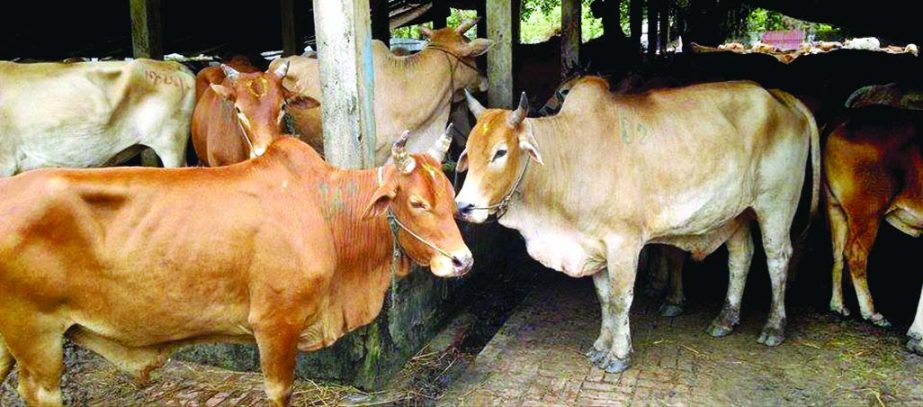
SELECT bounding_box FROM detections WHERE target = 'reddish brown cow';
[0,130,472,406]
[825,106,923,355]
[191,62,318,167]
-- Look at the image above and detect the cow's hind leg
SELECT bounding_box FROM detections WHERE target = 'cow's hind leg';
[658,247,686,317]
[707,225,754,337]
[255,323,300,407]
[146,141,187,168]
[845,216,890,327]
[3,325,65,406]
[908,283,923,355]
[755,214,792,347]
[69,328,172,383]
[1,336,14,385]
[828,201,851,317]
[587,270,613,364]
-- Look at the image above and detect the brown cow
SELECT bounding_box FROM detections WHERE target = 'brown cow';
[825,106,923,354]
[0,131,472,406]
[191,62,319,166]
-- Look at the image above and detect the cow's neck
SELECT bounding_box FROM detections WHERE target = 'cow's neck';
[318,166,412,335]
[499,117,579,233]
[376,42,459,134]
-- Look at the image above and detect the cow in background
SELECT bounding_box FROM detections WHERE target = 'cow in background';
[825,106,923,354]
[0,59,194,175]
[272,19,491,164]
[0,129,471,406]
[191,61,319,166]
[194,55,260,100]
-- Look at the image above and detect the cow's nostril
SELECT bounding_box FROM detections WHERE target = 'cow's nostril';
[457,201,473,214]
[451,256,464,268]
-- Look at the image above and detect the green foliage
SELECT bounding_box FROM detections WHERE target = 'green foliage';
[744,7,840,41]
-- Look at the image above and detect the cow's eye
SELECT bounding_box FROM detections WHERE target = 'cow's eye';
[410,200,427,210]
[492,149,507,162]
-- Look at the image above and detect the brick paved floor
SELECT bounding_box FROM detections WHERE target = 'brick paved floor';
[440,272,923,406]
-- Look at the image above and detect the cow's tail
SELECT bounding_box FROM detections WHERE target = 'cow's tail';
[770,89,820,239]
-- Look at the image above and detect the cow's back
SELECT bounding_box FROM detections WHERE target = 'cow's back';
[0,59,195,174]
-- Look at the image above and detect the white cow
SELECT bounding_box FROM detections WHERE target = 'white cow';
[457,77,819,372]
[0,59,195,176]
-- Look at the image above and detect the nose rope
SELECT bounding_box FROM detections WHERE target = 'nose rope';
[378,166,458,306]
[458,158,530,221]
[235,113,257,156]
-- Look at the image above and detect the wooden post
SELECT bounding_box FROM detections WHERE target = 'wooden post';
[630,0,643,51]
[130,0,162,59]
[280,0,300,56]
[433,0,449,29]
[313,0,377,169]
[370,0,391,44]
[647,0,658,55]
[561,0,581,79]
[659,0,670,53]
[487,0,514,108]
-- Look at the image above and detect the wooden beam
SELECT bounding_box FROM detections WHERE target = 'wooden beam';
[658,0,669,54]
[280,0,300,56]
[313,0,377,169]
[129,0,162,59]
[647,0,658,56]
[561,0,581,79]
[432,0,449,29]
[486,0,514,108]
[630,0,643,50]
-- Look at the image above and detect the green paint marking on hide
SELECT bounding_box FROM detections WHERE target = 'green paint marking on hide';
[619,110,631,144]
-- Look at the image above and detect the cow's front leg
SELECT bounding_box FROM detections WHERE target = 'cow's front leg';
[907,284,923,355]
[254,323,302,407]
[597,236,641,373]
[587,270,612,364]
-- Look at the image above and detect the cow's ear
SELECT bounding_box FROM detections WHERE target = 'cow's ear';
[210,84,235,101]
[464,39,494,57]
[363,183,398,219]
[518,127,544,165]
[456,148,469,172]
[287,95,320,110]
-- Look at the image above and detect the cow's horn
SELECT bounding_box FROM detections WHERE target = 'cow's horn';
[392,130,416,174]
[273,60,290,79]
[221,64,240,81]
[419,26,434,39]
[455,18,481,35]
[508,92,529,127]
[465,89,485,119]
[429,123,454,162]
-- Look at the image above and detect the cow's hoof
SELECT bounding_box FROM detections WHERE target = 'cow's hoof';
[659,303,684,317]
[585,348,607,364]
[706,319,735,338]
[757,327,785,347]
[596,353,631,373]
[830,304,851,318]
[869,313,891,328]
[907,335,923,355]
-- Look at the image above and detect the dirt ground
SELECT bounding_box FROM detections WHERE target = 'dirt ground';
[440,271,923,406]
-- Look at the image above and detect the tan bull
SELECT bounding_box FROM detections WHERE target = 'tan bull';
[271,19,491,164]
[0,130,472,406]
[458,77,819,373]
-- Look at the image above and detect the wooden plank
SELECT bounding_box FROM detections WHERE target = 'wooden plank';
[647,0,658,55]
[630,0,643,49]
[487,0,514,108]
[561,0,581,79]
[280,0,300,56]
[129,0,162,59]
[313,0,377,169]
[432,0,449,29]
